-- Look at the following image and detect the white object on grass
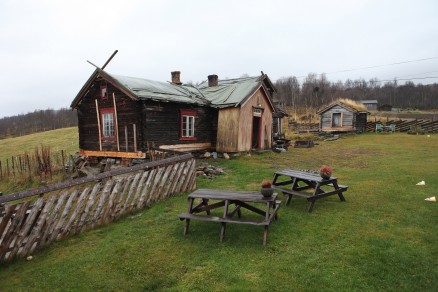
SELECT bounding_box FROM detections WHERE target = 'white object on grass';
[416,181,425,185]
[425,196,436,202]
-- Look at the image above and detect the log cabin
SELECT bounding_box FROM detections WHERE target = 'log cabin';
[317,99,368,133]
[70,68,276,158]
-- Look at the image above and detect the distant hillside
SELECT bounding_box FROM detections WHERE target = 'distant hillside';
[0,108,77,139]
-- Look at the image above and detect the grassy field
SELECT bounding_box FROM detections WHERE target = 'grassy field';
[0,127,79,193]
[0,132,437,291]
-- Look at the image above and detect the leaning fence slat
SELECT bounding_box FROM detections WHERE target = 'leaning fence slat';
[77,183,101,233]
[184,159,196,192]
[10,198,45,259]
[162,162,181,199]
[156,164,173,201]
[170,161,186,195]
[147,167,165,205]
[58,187,90,241]
[40,191,70,246]
[0,205,16,243]
[139,168,158,208]
[137,169,156,209]
[48,190,79,243]
[130,171,150,211]
[100,179,123,225]
[0,202,30,261]
[114,176,133,220]
[22,196,57,258]
[174,161,189,194]
[91,180,114,229]
[119,172,141,215]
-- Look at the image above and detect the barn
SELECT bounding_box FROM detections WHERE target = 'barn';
[317,99,368,133]
[70,67,276,158]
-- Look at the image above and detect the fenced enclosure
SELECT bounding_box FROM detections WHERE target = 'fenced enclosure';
[0,153,196,263]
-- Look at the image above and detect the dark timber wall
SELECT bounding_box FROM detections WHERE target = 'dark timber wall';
[141,101,217,149]
[76,82,141,152]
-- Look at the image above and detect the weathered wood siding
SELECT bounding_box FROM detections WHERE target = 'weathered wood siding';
[76,82,141,152]
[141,101,217,149]
[239,88,273,151]
[320,105,355,131]
[356,113,368,132]
[216,88,273,152]
[216,108,240,152]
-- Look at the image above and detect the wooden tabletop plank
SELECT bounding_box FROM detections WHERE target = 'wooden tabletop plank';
[274,169,337,182]
[188,189,277,203]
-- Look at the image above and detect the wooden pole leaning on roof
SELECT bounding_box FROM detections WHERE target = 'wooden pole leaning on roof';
[95,99,102,151]
[113,93,120,151]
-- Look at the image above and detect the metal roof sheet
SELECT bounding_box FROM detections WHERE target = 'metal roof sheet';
[198,76,261,107]
[108,73,210,105]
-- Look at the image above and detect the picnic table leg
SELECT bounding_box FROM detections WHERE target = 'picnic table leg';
[220,222,226,242]
[202,199,211,215]
[183,219,190,235]
[220,199,230,242]
[285,194,293,206]
[183,197,195,234]
[332,181,346,202]
[307,200,316,213]
[263,226,268,245]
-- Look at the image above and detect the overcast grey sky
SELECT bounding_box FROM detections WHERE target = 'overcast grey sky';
[1,0,437,118]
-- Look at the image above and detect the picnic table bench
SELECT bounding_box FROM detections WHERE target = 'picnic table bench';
[272,169,348,213]
[178,189,281,245]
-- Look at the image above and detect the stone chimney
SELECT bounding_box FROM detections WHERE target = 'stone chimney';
[208,74,218,87]
[171,71,182,85]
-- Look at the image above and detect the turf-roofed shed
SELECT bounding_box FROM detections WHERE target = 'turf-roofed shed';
[317,99,368,133]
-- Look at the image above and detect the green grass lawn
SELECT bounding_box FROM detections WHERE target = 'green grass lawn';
[0,133,437,291]
[0,127,79,193]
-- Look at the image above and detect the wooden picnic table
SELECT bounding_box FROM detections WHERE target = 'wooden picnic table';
[178,189,281,245]
[272,169,348,213]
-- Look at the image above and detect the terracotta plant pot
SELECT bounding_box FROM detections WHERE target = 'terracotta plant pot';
[320,172,331,179]
[260,187,274,197]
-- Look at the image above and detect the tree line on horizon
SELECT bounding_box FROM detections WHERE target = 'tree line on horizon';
[0,108,77,140]
[274,73,438,114]
[1,74,437,139]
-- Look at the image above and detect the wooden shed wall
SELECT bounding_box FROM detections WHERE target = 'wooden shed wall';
[76,82,141,152]
[238,88,273,151]
[216,108,240,152]
[141,101,217,149]
[320,105,355,131]
[216,87,273,152]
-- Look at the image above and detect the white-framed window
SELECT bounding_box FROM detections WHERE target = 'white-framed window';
[180,109,196,140]
[101,108,115,140]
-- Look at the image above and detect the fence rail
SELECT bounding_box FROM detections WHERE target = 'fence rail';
[366,119,438,133]
[0,153,196,263]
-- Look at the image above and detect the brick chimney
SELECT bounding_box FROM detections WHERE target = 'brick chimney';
[208,74,218,87]
[171,71,182,85]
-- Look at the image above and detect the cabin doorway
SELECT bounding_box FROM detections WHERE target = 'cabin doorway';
[332,113,342,127]
[252,116,261,149]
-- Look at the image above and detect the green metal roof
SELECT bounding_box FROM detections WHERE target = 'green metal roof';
[71,68,275,110]
[108,73,209,105]
[198,76,262,107]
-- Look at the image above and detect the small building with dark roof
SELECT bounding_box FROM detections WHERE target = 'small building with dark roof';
[360,100,378,111]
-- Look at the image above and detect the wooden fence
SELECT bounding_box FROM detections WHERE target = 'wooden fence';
[367,119,438,133]
[0,153,196,263]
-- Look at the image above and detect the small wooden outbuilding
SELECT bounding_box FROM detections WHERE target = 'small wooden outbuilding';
[317,100,368,133]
